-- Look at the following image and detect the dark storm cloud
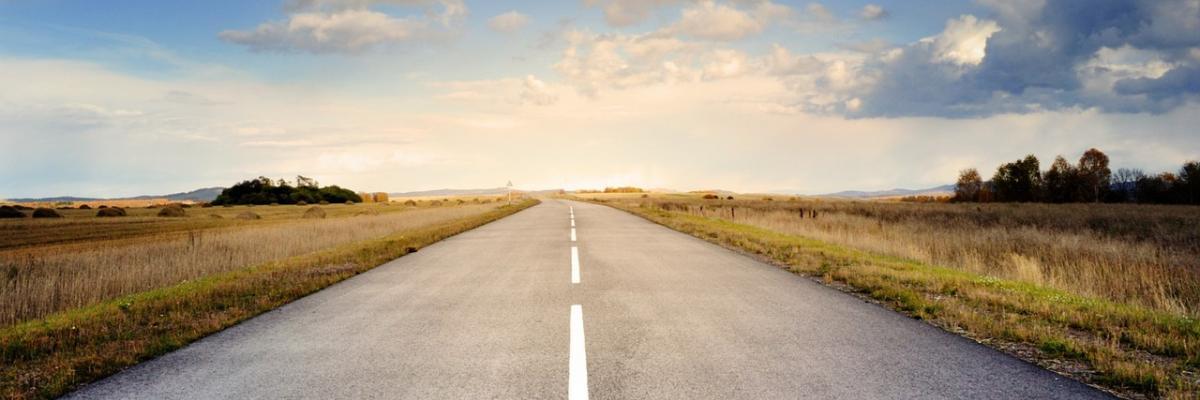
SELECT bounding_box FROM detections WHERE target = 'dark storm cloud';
[851,0,1200,118]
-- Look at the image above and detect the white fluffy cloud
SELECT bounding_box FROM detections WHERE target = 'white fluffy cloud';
[583,0,681,27]
[669,1,791,41]
[923,15,1001,66]
[488,11,530,34]
[860,4,888,21]
[220,0,465,54]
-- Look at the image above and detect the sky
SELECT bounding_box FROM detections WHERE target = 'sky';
[1,0,1198,198]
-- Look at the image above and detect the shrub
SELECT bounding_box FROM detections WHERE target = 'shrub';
[32,208,63,218]
[222,204,234,208]
[96,208,127,217]
[98,205,108,209]
[0,206,25,219]
[157,205,187,217]
[78,204,92,210]
[404,200,417,206]
[12,205,32,210]
[430,200,444,206]
[345,200,355,205]
[236,211,261,220]
[296,200,307,206]
[319,200,330,205]
[702,194,720,200]
[727,196,735,200]
[200,203,213,208]
[303,206,327,219]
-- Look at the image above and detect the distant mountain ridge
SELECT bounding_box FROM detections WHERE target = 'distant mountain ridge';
[815,184,955,198]
[8,187,224,203]
[390,187,562,197]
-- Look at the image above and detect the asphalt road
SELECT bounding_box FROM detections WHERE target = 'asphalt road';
[67,199,1111,399]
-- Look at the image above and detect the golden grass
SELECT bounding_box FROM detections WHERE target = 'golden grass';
[0,202,429,251]
[0,204,503,326]
[623,196,1200,315]
[580,195,1200,398]
[0,199,538,399]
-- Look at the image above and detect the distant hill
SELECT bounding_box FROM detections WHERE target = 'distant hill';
[129,187,224,202]
[390,187,512,197]
[8,187,224,203]
[391,187,563,197]
[813,184,955,199]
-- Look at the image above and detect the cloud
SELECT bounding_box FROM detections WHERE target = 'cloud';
[669,1,791,41]
[583,0,680,27]
[860,4,888,21]
[924,15,1001,66]
[520,75,558,105]
[220,0,465,54]
[773,0,1200,118]
[488,11,530,33]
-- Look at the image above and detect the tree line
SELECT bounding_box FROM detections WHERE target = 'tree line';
[954,149,1199,205]
[211,176,363,205]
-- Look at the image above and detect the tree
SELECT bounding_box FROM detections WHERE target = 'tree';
[1042,156,1080,203]
[1136,173,1177,204]
[991,155,1041,202]
[954,168,983,202]
[1111,168,1144,202]
[1180,161,1200,205]
[211,177,362,205]
[1077,148,1111,203]
[296,175,318,189]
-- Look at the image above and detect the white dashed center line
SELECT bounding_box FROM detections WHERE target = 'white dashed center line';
[569,305,589,400]
[571,228,576,242]
[571,246,580,284]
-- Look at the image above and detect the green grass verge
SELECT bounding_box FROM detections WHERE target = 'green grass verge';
[0,199,538,399]
[596,200,1199,399]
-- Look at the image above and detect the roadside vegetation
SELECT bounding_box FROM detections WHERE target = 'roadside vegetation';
[0,197,536,399]
[577,193,1200,398]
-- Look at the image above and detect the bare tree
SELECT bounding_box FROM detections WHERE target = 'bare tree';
[954,168,983,202]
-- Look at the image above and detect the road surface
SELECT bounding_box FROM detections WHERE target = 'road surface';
[67,199,1110,399]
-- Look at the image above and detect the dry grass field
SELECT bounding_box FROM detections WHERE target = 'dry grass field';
[577,193,1200,398]
[0,203,504,326]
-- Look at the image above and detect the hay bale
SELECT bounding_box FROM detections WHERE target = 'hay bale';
[319,200,330,205]
[345,200,355,205]
[0,206,25,219]
[78,204,92,210]
[303,206,327,219]
[296,200,307,206]
[157,205,187,217]
[96,207,127,217]
[236,211,261,220]
[32,208,63,218]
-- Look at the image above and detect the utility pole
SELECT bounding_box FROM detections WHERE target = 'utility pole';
[507,180,513,205]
